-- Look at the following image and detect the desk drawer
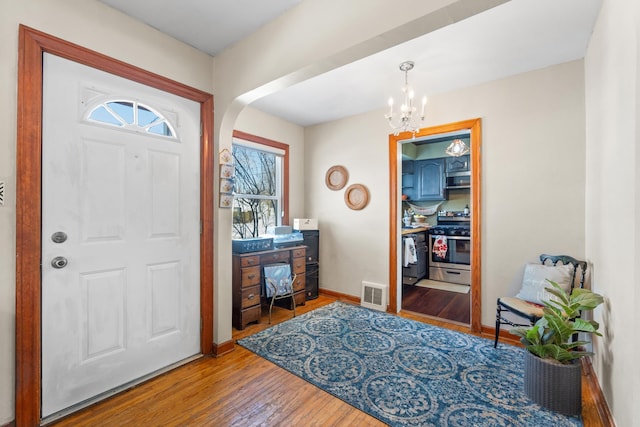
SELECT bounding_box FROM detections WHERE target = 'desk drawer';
[292,247,306,259]
[292,257,306,274]
[241,266,261,287]
[240,285,261,309]
[240,255,260,267]
[261,251,290,264]
[293,275,306,292]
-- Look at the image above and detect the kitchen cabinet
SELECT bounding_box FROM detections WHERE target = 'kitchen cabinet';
[402,230,427,284]
[415,158,445,201]
[445,155,471,190]
[445,155,470,174]
[401,160,415,200]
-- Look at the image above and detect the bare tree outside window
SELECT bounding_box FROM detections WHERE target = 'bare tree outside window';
[232,145,281,239]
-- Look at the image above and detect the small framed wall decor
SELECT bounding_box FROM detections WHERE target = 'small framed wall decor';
[325,165,348,191]
[219,193,233,208]
[220,163,235,179]
[219,148,235,209]
[220,178,234,193]
[219,148,233,164]
[344,183,370,210]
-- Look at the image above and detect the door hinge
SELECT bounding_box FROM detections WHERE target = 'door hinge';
[200,122,203,137]
[200,220,203,235]
[201,317,203,332]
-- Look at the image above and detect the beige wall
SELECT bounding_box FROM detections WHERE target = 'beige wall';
[211,0,506,345]
[0,0,213,423]
[585,0,640,425]
[305,60,587,323]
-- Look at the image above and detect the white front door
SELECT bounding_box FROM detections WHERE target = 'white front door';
[41,54,201,418]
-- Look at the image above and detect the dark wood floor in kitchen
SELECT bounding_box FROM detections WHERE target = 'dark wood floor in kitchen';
[402,283,470,324]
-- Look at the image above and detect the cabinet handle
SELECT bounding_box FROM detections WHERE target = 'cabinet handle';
[247,293,255,299]
[247,274,255,279]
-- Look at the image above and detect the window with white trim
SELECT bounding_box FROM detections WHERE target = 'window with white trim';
[232,138,284,239]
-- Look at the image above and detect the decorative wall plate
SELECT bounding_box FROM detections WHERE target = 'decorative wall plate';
[344,184,370,210]
[325,165,348,191]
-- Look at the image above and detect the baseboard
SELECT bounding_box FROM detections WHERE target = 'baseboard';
[581,358,616,426]
[1,419,15,427]
[481,325,522,346]
[213,339,235,357]
[318,288,359,304]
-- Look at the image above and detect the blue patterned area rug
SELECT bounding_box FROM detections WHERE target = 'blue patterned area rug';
[238,301,583,427]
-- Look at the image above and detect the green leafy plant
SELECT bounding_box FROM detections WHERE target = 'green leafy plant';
[511,280,604,364]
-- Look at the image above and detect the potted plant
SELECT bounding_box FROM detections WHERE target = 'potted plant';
[510,280,604,416]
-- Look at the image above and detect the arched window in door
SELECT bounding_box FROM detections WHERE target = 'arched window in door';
[87,100,176,139]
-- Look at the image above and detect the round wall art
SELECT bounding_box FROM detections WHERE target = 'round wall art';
[325,165,348,191]
[344,184,370,210]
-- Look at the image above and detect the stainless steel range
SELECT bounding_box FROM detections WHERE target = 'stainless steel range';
[428,212,471,285]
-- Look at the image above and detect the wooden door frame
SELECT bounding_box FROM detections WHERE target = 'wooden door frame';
[15,25,214,426]
[388,118,482,333]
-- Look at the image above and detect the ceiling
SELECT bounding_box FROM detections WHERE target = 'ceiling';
[99,0,602,127]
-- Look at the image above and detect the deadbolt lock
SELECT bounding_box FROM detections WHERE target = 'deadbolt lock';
[51,231,68,244]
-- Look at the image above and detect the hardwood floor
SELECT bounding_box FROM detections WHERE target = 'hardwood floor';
[50,294,608,427]
[401,283,470,324]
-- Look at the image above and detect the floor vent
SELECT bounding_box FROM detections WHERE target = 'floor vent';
[361,281,388,311]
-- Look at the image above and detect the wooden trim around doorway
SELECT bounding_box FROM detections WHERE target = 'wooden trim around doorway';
[388,118,482,333]
[15,25,214,426]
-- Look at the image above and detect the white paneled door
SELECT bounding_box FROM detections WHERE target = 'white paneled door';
[41,54,201,417]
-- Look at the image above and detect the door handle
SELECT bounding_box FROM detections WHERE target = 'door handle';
[51,256,68,269]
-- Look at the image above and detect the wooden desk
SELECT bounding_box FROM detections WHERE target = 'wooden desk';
[232,246,306,330]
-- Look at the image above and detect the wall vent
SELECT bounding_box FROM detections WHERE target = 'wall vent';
[361,281,388,311]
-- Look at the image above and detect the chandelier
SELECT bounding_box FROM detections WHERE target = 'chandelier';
[385,61,427,137]
[445,139,470,157]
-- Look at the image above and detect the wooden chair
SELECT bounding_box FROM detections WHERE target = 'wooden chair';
[263,263,297,324]
[494,254,587,348]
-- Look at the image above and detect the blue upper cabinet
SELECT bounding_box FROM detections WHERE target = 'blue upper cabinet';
[445,155,470,174]
[415,158,445,201]
[401,160,415,200]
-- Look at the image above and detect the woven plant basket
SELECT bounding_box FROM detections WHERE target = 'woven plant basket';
[523,351,582,416]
